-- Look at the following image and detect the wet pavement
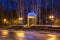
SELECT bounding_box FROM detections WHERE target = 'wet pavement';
[0,29,60,40]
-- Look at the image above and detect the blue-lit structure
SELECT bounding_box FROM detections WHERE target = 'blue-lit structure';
[27,11,37,26]
[27,12,37,17]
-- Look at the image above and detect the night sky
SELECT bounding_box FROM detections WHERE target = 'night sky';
[0,0,60,11]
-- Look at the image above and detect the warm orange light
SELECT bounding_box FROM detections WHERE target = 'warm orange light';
[3,19,7,22]
[47,34,57,40]
[49,16,54,19]
[28,16,35,18]
[15,31,25,38]
[18,17,23,20]
[1,30,9,37]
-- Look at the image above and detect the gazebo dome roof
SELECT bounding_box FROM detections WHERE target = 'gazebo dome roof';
[28,12,37,16]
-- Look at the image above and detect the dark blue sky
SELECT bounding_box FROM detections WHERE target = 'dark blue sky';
[0,0,60,11]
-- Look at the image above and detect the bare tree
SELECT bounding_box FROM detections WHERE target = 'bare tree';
[44,0,50,24]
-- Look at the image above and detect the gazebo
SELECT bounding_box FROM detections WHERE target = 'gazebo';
[27,11,37,26]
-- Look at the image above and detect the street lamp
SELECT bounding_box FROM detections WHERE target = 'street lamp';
[3,19,9,24]
[3,19,7,22]
[15,17,23,24]
[49,15,54,21]
[49,15,54,25]
[49,16,54,19]
[18,17,23,21]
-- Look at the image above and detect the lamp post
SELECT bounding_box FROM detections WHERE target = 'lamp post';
[18,17,23,24]
[3,19,7,22]
[18,17,23,21]
[3,19,9,25]
[49,15,54,25]
[3,19,9,27]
